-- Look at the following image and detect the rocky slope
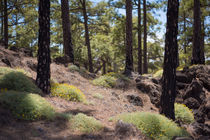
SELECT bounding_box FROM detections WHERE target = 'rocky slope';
[136,65,210,139]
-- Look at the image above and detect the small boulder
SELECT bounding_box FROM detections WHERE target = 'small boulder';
[184,97,200,109]
[127,95,143,107]
[183,79,205,104]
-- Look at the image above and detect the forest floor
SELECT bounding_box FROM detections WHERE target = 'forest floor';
[0,47,156,140]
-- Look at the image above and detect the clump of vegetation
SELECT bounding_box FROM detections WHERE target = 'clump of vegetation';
[0,91,55,121]
[175,103,194,124]
[0,71,41,93]
[111,112,189,140]
[69,64,80,72]
[106,72,130,82]
[92,75,116,88]
[70,113,103,133]
[92,72,130,88]
[153,69,163,77]
[51,83,86,102]
[93,93,104,99]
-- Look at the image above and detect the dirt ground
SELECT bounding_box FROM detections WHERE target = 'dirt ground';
[0,47,156,140]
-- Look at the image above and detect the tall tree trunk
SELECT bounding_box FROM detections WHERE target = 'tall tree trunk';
[191,0,203,64]
[200,16,205,64]
[183,11,187,64]
[81,0,93,73]
[160,0,179,120]
[143,0,148,74]
[61,0,74,63]
[36,0,51,94]
[124,0,133,76]
[0,0,3,38]
[4,0,8,48]
[137,0,142,75]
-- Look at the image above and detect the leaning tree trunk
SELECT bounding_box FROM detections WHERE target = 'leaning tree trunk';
[191,0,203,65]
[143,0,148,74]
[160,0,179,120]
[4,0,8,48]
[137,0,142,75]
[36,0,51,94]
[61,0,74,63]
[81,0,93,73]
[124,0,133,76]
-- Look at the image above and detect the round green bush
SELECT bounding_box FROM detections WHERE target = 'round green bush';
[92,75,116,88]
[69,64,80,72]
[71,113,103,133]
[0,91,55,120]
[51,83,86,102]
[0,71,41,93]
[175,103,194,124]
[112,112,189,140]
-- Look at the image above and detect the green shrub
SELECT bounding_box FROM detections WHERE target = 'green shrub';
[70,113,103,133]
[93,93,104,99]
[92,75,116,88]
[153,69,163,77]
[106,72,130,82]
[0,91,55,120]
[0,67,30,77]
[69,64,80,72]
[51,83,86,102]
[112,112,189,140]
[92,73,130,88]
[0,71,41,93]
[175,103,194,124]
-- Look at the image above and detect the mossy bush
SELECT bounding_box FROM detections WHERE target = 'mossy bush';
[51,83,86,102]
[111,112,189,140]
[69,64,80,72]
[70,113,103,133]
[92,72,130,88]
[92,75,116,88]
[0,66,29,77]
[175,103,194,124]
[0,91,55,120]
[153,69,163,77]
[0,71,41,93]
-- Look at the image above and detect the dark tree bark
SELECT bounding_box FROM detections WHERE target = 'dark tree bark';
[4,0,8,48]
[0,0,3,38]
[36,0,51,94]
[183,11,187,64]
[191,0,204,65]
[160,0,179,120]
[143,0,148,74]
[61,0,74,63]
[80,0,93,73]
[102,59,106,75]
[124,0,133,76]
[137,0,142,75]
[200,18,205,64]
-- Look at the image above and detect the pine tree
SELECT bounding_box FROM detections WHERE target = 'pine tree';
[143,0,148,74]
[80,0,93,73]
[191,0,204,65]
[36,0,51,94]
[61,0,74,63]
[124,0,133,75]
[4,0,8,48]
[137,0,142,75]
[160,0,179,120]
